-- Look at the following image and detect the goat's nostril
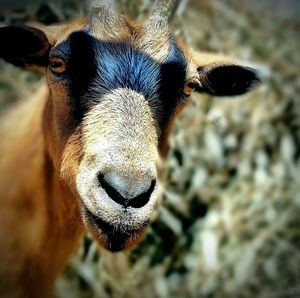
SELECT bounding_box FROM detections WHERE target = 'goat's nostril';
[98,173,156,208]
[98,174,124,206]
[127,180,156,208]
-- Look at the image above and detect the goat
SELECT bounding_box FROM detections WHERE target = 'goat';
[0,0,263,297]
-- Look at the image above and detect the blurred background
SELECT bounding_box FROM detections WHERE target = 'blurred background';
[0,0,300,297]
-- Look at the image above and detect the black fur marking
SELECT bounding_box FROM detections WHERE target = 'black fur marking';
[0,25,50,67]
[158,40,187,132]
[68,31,97,122]
[197,65,260,96]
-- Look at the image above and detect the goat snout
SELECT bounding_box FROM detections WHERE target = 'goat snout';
[98,173,156,208]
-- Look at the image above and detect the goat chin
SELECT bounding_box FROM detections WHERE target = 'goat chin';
[83,207,148,252]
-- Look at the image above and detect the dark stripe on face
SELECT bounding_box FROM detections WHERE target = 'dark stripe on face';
[51,31,97,124]
[68,31,97,122]
[158,40,187,133]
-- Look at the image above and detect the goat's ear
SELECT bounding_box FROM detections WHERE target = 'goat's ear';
[187,53,265,97]
[195,64,261,96]
[0,25,51,72]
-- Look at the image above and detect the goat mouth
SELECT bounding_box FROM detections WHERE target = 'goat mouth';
[83,207,148,252]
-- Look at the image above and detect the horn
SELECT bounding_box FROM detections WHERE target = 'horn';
[86,0,117,23]
[86,0,124,32]
[86,0,116,11]
[150,0,180,25]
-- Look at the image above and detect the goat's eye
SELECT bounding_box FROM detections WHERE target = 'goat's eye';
[183,82,196,96]
[50,58,66,74]
[183,79,200,96]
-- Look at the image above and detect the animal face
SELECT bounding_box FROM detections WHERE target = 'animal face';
[0,1,263,251]
[45,21,187,250]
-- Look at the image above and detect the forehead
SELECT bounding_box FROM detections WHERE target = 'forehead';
[67,30,162,99]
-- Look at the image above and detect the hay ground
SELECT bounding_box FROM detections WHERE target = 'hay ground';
[0,0,300,297]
